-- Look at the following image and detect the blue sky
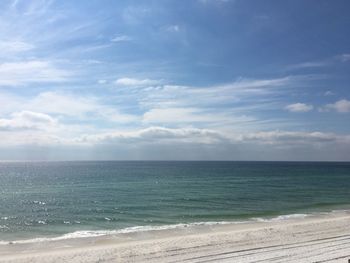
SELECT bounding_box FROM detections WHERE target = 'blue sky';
[0,0,349,161]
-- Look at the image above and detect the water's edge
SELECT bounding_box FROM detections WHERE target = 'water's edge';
[1,209,347,246]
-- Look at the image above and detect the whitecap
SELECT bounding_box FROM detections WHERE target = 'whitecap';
[253,213,308,222]
[33,201,46,205]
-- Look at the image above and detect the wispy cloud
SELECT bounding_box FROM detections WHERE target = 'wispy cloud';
[131,76,309,130]
[0,61,71,86]
[115,77,161,86]
[78,44,113,53]
[336,54,350,62]
[142,107,255,125]
[166,25,180,32]
[98,79,107,84]
[27,91,139,123]
[139,76,302,110]
[218,77,291,90]
[0,0,348,160]
[22,0,55,16]
[285,103,313,113]
[324,90,335,96]
[287,61,329,70]
[111,35,132,42]
[198,0,232,5]
[287,53,350,71]
[0,40,34,53]
[122,6,151,25]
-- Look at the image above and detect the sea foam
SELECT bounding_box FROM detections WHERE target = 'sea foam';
[0,221,235,245]
[253,213,309,222]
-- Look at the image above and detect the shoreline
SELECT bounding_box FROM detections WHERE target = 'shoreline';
[2,211,350,262]
[0,210,335,245]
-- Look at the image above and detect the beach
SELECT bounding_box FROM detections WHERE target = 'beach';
[1,161,350,262]
[1,211,350,263]
[0,0,349,260]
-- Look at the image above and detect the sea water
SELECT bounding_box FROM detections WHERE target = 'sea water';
[1,161,350,243]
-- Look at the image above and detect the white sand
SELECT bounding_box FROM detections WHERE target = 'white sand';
[1,212,350,262]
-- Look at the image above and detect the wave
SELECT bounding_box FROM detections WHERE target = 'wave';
[252,213,309,222]
[1,210,348,245]
[0,221,236,245]
[0,221,235,245]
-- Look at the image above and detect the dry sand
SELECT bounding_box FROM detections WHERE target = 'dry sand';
[1,212,350,262]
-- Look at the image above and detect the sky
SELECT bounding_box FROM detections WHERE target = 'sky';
[0,0,349,161]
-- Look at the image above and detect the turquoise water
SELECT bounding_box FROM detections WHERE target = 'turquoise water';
[1,161,350,242]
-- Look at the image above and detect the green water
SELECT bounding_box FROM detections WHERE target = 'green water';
[1,161,350,242]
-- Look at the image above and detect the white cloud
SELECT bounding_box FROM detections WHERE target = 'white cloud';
[324,90,335,96]
[12,111,55,124]
[27,91,139,123]
[28,92,96,117]
[0,111,56,131]
[79,44,113,53]
[140,76,295,109]
[137,76,306,129]
[285,103,313,112]
[115,77,161,86]
[287,61,329,70]
[0,72,345,159]
[142,107,255,125]
[236,131,347,145]
[74,128,350,152]
[78,126,226,145]
[166,25,180,32]
[337,54,350,62]
[324,99,350,113]
[0,92,25,114]
[10,0,20,9]
[143,108,205,123]
[198,0,231,4]
[111,35,132,42]
[0,91,140,130]
[22,0,54,16]
[0,60,71,86]
[0,122,349,161]
[222,77,291,90]
[0,40,34,53]
[122,6,151,25]
[98,79,107,84]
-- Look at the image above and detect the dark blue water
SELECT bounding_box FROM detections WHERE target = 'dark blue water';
[1,161,350,242]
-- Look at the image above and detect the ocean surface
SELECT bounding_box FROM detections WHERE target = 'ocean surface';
[1,161,350,243]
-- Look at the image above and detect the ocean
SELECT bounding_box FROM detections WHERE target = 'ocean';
[1,161,350,243]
